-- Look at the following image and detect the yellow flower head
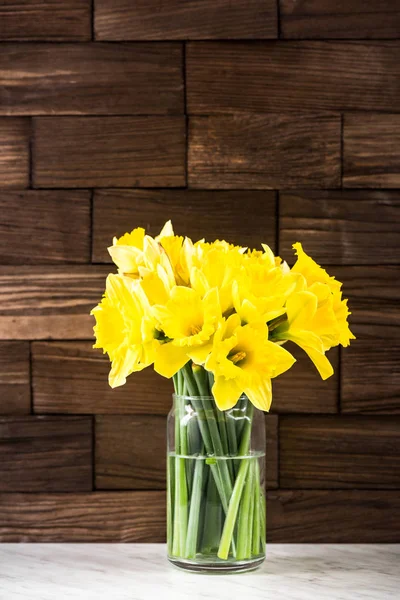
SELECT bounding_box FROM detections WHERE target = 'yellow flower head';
[108,220,175,277]
[152,286,222,378]
[290,243,355,350]
[206,314,296,411]
[91,274,157,388]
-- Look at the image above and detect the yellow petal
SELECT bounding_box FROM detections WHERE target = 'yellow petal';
[286,332,334,380]
[212,376,243,411]
[154,342,189,379]
[187,340,214,364]
[109,346,141,388]
[244,378,272,412]
[286,291,317,329]
[108,245,142,274]
[156,220,174,240]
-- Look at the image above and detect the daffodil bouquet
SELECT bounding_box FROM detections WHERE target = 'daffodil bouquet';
[91,221,354,572]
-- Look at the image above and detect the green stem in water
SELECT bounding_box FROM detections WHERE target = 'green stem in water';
[236,459,254,559]
[201,471,222,554]
[260,491,266,552]
[217,401,254,559]
[172,375,188,556]
[252,459,261,556]
[184,450,204,558]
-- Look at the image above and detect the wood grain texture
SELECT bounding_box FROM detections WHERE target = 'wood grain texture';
[280,416,400,489]
[95,0,277,40]
[0,44,183,115]
[188,114,340,189]
[0,491,166,542]
[32,342,173,414]
[0,118,30,189]
[33,117,186,188]
[0,266,110,340]
[332,266,400,327]
[280,0,400,39]
[0,0,91,41]
[92,189,276,262]
[0,191,90,264]
[0,417,92,492]
[95,415,166,490]
[344,113,400,188]
[0,342,30,415]
[272,347,339,414]
[267,490,400,542]
[186,42,400,113]
[1,489,398,543]
[342,325,400,414]
[280,190,400,265]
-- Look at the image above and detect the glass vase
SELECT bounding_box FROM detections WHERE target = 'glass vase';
[167,394,266,573]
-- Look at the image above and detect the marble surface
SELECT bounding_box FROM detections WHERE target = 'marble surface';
[0,544,398,599]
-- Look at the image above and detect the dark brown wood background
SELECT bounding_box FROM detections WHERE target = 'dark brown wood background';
[0,0,399,543]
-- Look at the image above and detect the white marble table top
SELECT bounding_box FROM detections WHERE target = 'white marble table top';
[0,544,398,600]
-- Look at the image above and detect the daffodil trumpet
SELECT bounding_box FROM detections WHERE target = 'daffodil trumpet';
[91,221,354,572]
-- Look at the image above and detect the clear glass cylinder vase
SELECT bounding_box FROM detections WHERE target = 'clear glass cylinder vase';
[167,394,266,573]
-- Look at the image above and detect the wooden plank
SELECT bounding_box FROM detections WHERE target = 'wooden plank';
[272,347,338,414]
[280,190,400,265]
[32,342,174,414]
[0,491,165,542]
[0,266,110,340]
[188,114,340,189]
[0,0,91,41]
[186,42,400,114]
[33,117,186,188]
[95,415,166,490]
[0,191,90,264]
[0,417,92,492]
[344,113,400,188]
[0,118,30,189]
[280,416,400,489]
[0,44,183,115]
[342,325,400,414]
[1,489,398,542]
[267,490,400,542]
[95,0,277,40]
[0,342,30,415]
[280,0,400,40]
[92,189,276,262]
[332,266,400,327]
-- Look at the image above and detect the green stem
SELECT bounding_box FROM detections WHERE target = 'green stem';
[252,460,261,556]
[201,471,222,553]
[236,459,254,559]
[260,491,266,552]
[248,464,255,556]
[217,401,254,559]
[172,376,188,557]
[184,451,204,558]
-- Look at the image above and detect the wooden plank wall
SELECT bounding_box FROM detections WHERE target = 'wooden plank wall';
[0,0,399,543]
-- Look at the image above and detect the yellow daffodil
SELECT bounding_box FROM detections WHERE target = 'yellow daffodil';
[206,314,296,411]
[108,220,175,277]
[91,274,157,388]
[191,242,246,314]
[159,235,194,286]
[272,290,335,380]
[290,242,355,349]
[152,286,222,378]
